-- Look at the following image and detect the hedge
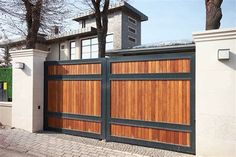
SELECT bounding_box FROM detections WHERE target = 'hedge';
[0,67,12,99]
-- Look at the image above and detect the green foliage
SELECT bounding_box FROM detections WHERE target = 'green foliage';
[0,67,12,99]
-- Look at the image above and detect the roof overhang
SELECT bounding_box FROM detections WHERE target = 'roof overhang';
[45,27,97,43]
[73,2,148,22]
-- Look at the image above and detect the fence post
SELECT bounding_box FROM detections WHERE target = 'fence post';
[193,28,236,157]
[10,49,49,132]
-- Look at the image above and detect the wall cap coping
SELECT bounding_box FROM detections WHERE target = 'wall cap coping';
[10,49,49,58]
[0,102,12,107]
[193,28,236,42]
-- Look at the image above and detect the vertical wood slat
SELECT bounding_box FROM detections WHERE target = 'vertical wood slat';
[48,63,101,75]
[111,59,190,74]
[111,80,190,125]
[111,124,190,146]
[48,80,101,116]
[48,117,101,134]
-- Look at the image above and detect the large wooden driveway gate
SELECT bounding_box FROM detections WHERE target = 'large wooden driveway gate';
[44,52,195,154]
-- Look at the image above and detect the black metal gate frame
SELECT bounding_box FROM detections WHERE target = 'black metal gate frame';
[106,52,195,154]
[44,52,195,154]
[44,58,107,139]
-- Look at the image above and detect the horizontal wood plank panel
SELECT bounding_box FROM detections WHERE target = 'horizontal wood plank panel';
[48,80,101,116]
[111,124,190,146]
[48,63,101,75]
[48,117,101,134]
[111,80,190,125]
[111,59,190,74]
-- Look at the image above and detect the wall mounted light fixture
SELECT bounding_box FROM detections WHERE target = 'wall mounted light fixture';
[13,62,25,69]
[218,49,230,60]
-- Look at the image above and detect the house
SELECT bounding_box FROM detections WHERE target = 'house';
[0,2,148,61]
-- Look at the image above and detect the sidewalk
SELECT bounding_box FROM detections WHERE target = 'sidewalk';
[0,148,33,157]
[0,128,193,157]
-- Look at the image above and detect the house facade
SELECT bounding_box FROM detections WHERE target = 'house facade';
[0,2,148,61]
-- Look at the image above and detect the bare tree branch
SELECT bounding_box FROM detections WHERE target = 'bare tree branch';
[0,0,70,48]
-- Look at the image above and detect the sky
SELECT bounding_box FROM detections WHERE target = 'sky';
[129,0,236,44]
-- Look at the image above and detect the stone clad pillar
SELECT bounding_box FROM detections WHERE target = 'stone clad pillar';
[10,49,49,132]
[193,28,236,157]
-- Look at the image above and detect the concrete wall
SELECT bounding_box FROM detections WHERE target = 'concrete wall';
[47,10,145,61]
[10,49,48,132]
[193,28,236,157]
[0,102,12,126]
[122,12,141,49]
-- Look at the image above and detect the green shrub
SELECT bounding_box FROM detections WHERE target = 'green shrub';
[0,67,12,99]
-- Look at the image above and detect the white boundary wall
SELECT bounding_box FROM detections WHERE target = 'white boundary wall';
[0,102,12,126]
[193,28,236,157]
[10,49,49,132]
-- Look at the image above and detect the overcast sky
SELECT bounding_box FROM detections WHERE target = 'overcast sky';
[129,0,236,44]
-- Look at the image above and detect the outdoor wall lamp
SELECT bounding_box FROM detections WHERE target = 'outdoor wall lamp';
[218,49,230,60]
[13,62,25,69]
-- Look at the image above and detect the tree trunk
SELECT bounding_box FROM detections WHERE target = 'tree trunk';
[205,0,223,30]
[97,30,106,57]
[91,0,109,58]
[23,0,42,49]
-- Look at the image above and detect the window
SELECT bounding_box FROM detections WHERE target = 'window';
[128,36,136,43]
[59,44,65,60]
[81,20,86,28]
[81,34,114,59]
[128,27,136,34]
[106,34,113,50]
[128,16,136,25]
[82,37,98,59]
[70,41,76,60]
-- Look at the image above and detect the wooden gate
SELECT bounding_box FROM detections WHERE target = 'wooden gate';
[106,52,195,154]
[44,59,107,139]
[44,52,195,154]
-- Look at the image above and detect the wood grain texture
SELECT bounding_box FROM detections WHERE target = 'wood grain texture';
[48,63,101,75]
[111,124,190,146]
[111,59,190,74]
[111,80,190,125]
[48,117,101,134]
[48,80,101,116]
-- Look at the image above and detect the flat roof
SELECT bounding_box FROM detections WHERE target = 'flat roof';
[106,44,195,56]
[73,1,148,22]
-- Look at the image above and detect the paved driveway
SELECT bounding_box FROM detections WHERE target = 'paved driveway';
[0,128,193,157]
[0,148,33,157]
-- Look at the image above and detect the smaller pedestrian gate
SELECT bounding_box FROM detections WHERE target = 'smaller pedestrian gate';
[44,52,195,154]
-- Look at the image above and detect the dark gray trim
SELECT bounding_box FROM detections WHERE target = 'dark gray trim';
[108,136,194,155]
[101,59,107,139]
[108,52,193,62]
[110,118,191,132]
[109,73,191,80]
[190,52,196,154]
[47,75,102,81]
[47,112,101,122]
[45,58,103,66]
[43,62,48,130]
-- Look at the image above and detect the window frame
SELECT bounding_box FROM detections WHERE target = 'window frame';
[70,41,76,60]
[128,16,137,25]
[80,34,114,59]
[59,43,65,61]
[128,26,136,34]
[128,36,136,43]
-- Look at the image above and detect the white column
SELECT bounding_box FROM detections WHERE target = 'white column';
[193,28,236,157]
[10,49,49,132]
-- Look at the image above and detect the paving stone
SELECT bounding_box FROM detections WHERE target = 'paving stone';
[0,128,194,157]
